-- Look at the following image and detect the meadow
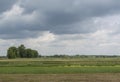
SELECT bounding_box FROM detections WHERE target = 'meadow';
[0,57,120,82]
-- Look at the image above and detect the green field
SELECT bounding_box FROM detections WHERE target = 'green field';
[1,57,120,67]
[0,66,120,74]
[0,57,120,74]
[0,57,120,82]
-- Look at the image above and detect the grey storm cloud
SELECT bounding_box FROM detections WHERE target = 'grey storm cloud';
[1,0,120,39]
[0,0,17,13]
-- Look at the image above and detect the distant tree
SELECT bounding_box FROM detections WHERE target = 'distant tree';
[7,46,17,59]
[18,44,26,58]
[25,49,32,58]
[25,49,39,58]
[32,50,39,58]
[7,44,39,59]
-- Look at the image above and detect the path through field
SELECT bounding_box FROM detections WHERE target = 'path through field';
[0,73,120,82]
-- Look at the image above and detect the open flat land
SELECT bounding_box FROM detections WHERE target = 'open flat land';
[0,73,120,82]
[0,57,120,82]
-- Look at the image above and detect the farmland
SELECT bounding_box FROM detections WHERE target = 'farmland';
[1,73,120,82]
[0,57,120,82]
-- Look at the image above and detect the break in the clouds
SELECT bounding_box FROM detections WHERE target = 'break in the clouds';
[0,0,120,55]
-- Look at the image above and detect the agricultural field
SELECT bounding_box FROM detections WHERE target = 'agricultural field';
[1,73,120,82]
[0,57,120,82]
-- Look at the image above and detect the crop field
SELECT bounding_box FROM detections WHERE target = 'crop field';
[0,57,120,82]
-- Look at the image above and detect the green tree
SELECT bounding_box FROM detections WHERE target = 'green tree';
[32,50,39,58]
[25,49,32,58]
[25,49,39,58]
[18,44,26,58]
[7,44,39,59]
[7,46,17,59]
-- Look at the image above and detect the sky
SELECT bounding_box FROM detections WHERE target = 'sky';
[0,0,120,56]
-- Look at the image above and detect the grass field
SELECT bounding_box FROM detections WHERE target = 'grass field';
[0,57,120,67]
[0,66,120,74]
[0,57,120,82]
[0,58,120,74]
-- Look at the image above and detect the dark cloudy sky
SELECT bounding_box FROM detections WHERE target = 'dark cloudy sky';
[0,0,120,55]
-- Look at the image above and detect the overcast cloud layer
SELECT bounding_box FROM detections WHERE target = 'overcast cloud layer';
[0,0,120,55]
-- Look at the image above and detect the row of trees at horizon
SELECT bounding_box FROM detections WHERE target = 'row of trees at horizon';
[7,44,39,59]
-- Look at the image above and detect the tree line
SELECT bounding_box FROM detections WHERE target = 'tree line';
[41,55,120,58]
[7,44,39,59]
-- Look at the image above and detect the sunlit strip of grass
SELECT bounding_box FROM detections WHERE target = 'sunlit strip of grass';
[0,66,120,74]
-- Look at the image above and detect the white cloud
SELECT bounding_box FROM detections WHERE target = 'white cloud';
[3,5,24,17]
[25,31,56,45]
